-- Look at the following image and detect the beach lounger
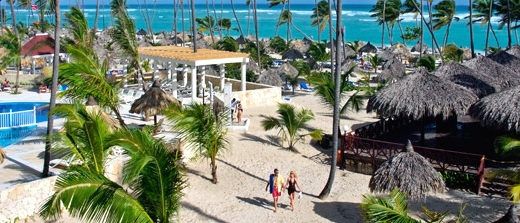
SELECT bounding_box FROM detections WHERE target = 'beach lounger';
[299,82,314,91]
[49,154,77,168]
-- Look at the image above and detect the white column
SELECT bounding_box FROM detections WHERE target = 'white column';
[191,66,197,101]
[153,60,158,81]
[240,60,247,91]
[198,66,206,97]
[31,58,36,74]
[183,64,188,87]
[167,62,172,81]
[224,82,233,126]
[219,64,225,92]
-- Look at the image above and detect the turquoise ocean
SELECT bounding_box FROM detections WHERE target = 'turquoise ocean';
[10,3,516,51]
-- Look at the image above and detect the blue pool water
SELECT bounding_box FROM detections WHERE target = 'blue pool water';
[0,102,49,148]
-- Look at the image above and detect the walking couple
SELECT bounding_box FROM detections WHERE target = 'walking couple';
[265,168,302,212]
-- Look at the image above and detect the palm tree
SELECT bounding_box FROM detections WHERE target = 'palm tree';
[311,0,329,42]
[307,40,331,65]
[495,0,514,48]
[470,0,501,54]
[0,27,22,94]
[229,0,244,38]
[487,135,520,203]
[214,36,239,52]
[370,0,388,47]
[196,16,217,35]
[261,103,322,151]
[469,0,476,58]
[4,0,21,94]
[39,116,185,222]
[432,0,460,47]
[253,0,261,68]
[267,0,287,38]
[63,7,93,48]
[245,0,251,35]
[217,17,232,36]
[166,102,229,184]
[42,0,61,178]
[368,53,383,73]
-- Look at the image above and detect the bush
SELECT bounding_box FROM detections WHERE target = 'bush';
[439,170,478,191]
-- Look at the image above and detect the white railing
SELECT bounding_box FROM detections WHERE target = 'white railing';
[0,107,37,129]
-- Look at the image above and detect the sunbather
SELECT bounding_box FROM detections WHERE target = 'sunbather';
[39,83,48,93]
[1,78,10,91]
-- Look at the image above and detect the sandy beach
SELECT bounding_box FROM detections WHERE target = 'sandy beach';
[0,87,515,222]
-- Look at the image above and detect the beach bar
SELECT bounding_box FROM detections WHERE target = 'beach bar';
[138,46,250,101]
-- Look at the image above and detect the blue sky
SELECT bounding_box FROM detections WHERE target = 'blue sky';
[82,0,470,6]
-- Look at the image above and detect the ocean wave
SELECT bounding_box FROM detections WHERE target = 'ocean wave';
[359,19,377,22]
[343,10,372,16]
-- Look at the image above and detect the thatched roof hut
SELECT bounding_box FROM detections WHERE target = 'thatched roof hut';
[282,48,304,60]
[359,42,377,54]
[377,49,395,62]
[130,80,181,124]
[390,43,411,59]
[411,41,427,53]
[506,45,520,58]
[256,69,283,86]
[488,51,520,74]
[369,140,445,201]
[367,68,478,121]
[463,56,520,91]
[493,205,519,223]
[85,96,120,129]
[378,58,406,82]
[434,61,497,98]
[235,35,247,44]
[137,29,147,36]
[469,85,520,134]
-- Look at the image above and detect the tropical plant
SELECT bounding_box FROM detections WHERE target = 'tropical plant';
[241,41,270,69]
[307,40,331,64]
[432,0,460,47]
[63,7,93,48]
[267,0,288,38]
[469,0,501,54]
[402,26,422,43]
[196,16,217,35]
[442,44,464,62]
[39,125,186,222]
[368,54,383,73]
[311,0,330,42]
[0,27,22,94]
[229,0,244,37]
[486,135,520,203]
[165,102,229,184]
[214,36,239,52]
[370,0,403,46]
[361,189,422,222]
[417,55,436,71]
[225,65,257,82]
[269,36,287,54]
[216,18,233,36]
[261,103,323,151]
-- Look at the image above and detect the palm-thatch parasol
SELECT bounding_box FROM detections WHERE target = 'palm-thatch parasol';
[493,205,519,223]
[235,35,247,44]
[433,61,497,98]
[377,49,395,62]
[368,68,478,142]
[130,80,181,125]
[378,57,406,82]
[368,67,478,120]
[506,45,520,58]
[390,43,411,59]
[411,41,427,53]
[85,96,120,129]
[369,140,445,201]
[488,51,520,74]
[282,48,304,60]
[359,42,377,54]
[256,69,283,86]
[136,29,147,36]
[469,85,520,134]
[463,56,520,91]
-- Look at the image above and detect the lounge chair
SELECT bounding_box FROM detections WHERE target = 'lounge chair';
[299,82,314,91]
[49,154,77,168]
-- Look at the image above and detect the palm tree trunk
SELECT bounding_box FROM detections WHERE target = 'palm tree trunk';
[319,0,342,200]
[93,0,100,34]
[315,0,320,42]
[419,0,423,59]
[327,0,334,76]
[172,0,178,42]
[484,0,492,55]
[428,1,434,57]
[469,0,475,58]
[397,19,406,47]
[205,0,215,43]
[181,0,186,46]
[385,22,393,45]
[412,0,444,62]
[8,0,20,94]
[507,0,511,48]
[382,0,386,49]
[444,23,451,47]
[274,3,285,37]
[211,0,222,39]
[211,160,218,183]
[191,0,197,52]
[43,0,61,177]
[229,0,244,37]
[253,0,261,68]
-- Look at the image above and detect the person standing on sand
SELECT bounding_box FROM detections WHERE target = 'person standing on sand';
[285,171,302,211]
[265,168,285,212]
[236,102,243,124]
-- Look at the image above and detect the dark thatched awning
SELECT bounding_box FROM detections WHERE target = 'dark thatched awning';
[469,85,520,134]
[378,58,406,82]
[367,68,478,121]
[506,45,520,58]
[235,35,247,44]
[369,140,446,201]
[487,51,520,74]
[130,80,181,124]
[282,48,304,60]
[433,61,497,98]
[359,42,377,54]
[137,29,147,36]
[257,69,283,86]
[463,56,520,91]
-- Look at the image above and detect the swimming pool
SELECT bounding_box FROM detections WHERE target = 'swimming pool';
[0,102,49,148]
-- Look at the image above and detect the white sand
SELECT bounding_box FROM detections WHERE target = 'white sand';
[178,91,514,222]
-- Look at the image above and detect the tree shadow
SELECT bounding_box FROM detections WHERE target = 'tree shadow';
[238,132,279,147]
[180,201,227,223]
[218,159,265,183]
[184,167,212,182]
[312,201,363,222]
[235,196,273,211]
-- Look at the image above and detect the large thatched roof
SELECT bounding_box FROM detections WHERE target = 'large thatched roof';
[367,68,478,120]
[434,61,497,98]
[359,42,377,54]
[369,140,445,201]
[493,205,519,223]
[506,45,520,58]
[463,56,520,91]
[282,48,304,60]
[85,96,120,128]
[130,80,181,124]
[378,58,406,82]
[487,51,520,74]
[257,69,283,86]
[469,85,520,134]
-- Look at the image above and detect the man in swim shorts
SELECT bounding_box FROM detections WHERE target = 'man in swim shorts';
[265,168,285,212]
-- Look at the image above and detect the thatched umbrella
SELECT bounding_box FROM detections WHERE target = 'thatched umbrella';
[463,56,520,91]
[377,49,395,62]
[488,51,520,74]
[369,140,445,201]
[434,61,498,98]
[359,41,377,54]
[368,68,478,141]
[506,45,520,58]
[235,35,247,44]
[469,85,520,134]
[378,57,406,82]
[411,41,428,53]
[390,43,411,59]
[282,48,304,60]
[85,96,119,129]
[493,205,519,223]
[130,80,181,125]
[256,69,283,86]
[136,29,147,36]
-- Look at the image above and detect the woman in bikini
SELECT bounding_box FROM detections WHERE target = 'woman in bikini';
[285,170,302,211]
